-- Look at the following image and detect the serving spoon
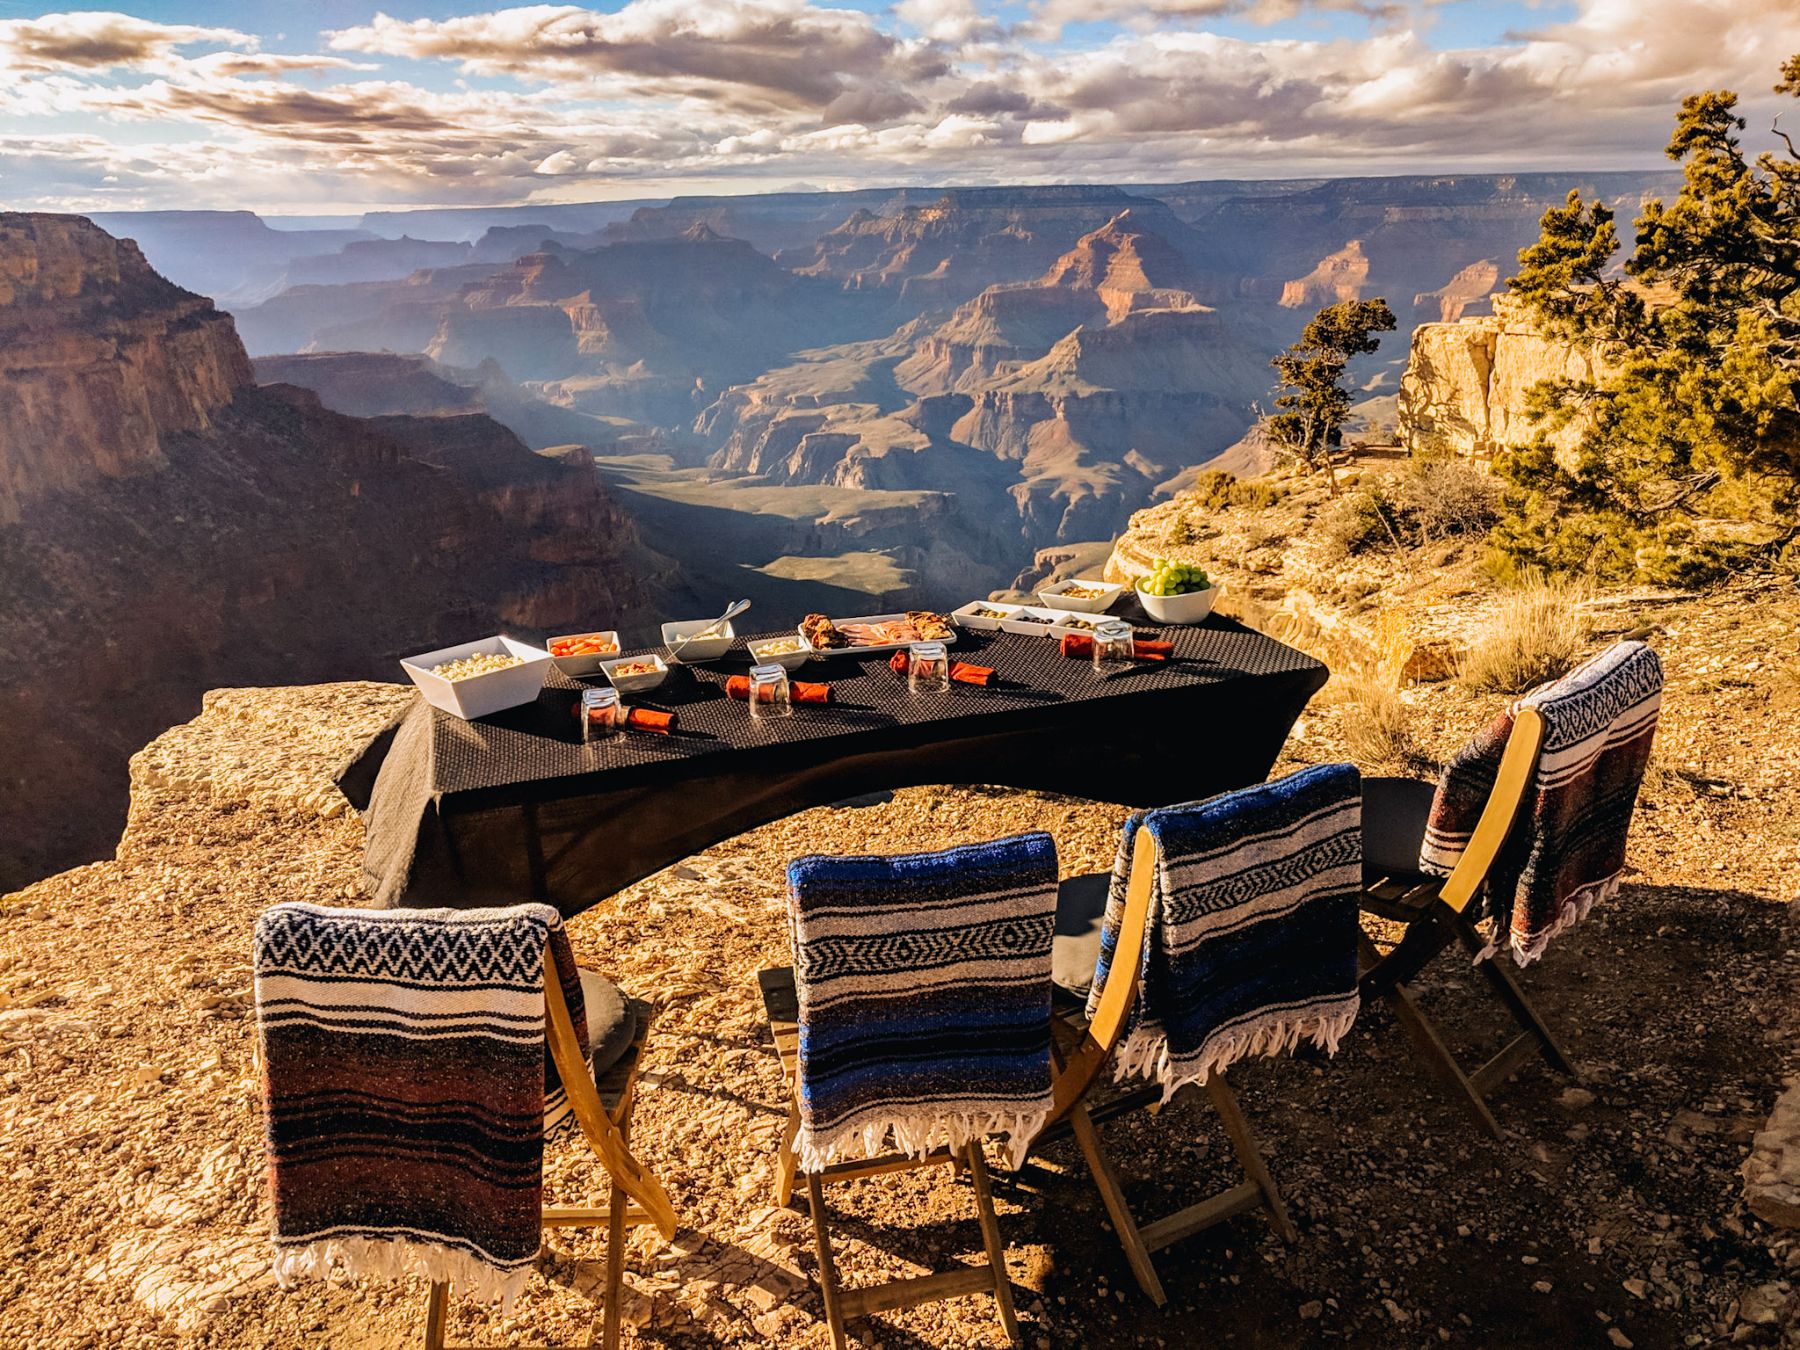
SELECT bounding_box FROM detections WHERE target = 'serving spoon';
[669,598,752,661]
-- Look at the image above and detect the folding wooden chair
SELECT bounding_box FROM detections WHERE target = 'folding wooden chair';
[759,966,1021,1350]
[1025,827,1298,1307]
[1356,704,1580,1138]
[425,952,680,1350]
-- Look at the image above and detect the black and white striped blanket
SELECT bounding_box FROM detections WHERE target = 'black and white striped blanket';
[1085,764,1364,1101]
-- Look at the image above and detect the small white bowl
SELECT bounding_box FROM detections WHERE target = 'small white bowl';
[1037,578,1123,614]
[546,629,621,677]
[601,653,670,693]
[662,618,736,664]
[748,635,812,671]
[400,635,553,721]
[1134,580,1219,625]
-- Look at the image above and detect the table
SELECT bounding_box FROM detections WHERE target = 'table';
[339,613,1328,918]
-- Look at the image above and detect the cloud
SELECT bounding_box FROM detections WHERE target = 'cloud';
[0,11,252,73]
[328,1,920,113]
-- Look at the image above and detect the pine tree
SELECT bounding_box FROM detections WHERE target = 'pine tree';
[1266,299,1397,495]
[1497,53,1800,581]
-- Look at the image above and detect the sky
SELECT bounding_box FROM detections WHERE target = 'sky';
[1,0,1797,215]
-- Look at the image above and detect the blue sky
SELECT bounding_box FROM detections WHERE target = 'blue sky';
[0,1,1792,213]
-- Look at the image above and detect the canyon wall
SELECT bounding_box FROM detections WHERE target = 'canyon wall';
[1397,297,1610,459]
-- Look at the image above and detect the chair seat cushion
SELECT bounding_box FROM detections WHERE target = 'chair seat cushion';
[545,969,637,1130]
[1053,872,1111,1002]
[1362,776,1438,888]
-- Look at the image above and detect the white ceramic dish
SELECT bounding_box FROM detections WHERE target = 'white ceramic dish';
[546,629,621,677]
[747,635,812,671]
[400,635,553,721]
[662,618,736,664]
[1036,578,1123,614]
[1134,580,1219,625]
[601,653,670,693]
[801,613,959,657]
[950,600,1025,632]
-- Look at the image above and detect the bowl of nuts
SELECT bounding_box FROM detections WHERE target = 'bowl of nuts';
[399,635,553,720]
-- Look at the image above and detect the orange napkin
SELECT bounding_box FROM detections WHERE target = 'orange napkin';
[949,662,995,686]
[626,708,676,734]
[1059,633,1172,662]
[725,675,831,704]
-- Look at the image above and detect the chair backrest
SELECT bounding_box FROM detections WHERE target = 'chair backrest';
[1050,825,1158,1121]
[1436,705,1544,914]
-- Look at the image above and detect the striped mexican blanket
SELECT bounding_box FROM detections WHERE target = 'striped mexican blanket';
[254,902,587,1308]
[1419,640,1662,966]
[786,833,1058,1172]
[1085,764,1363,1102]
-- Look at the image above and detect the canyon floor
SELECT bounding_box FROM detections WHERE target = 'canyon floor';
[3,516,1799,1347]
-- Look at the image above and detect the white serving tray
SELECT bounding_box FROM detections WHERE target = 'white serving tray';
[799,612,960,657]
[951,601,1129,640]
[400,635,553,721]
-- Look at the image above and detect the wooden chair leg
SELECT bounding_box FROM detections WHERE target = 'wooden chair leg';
[1069,1102,1167,1306]
[602,1181,627,1350]
[1205,1072,1296,1243]
[1453,919,1581,1080]
[1360,931,1503,1138]
[423,1281,448,1350]
[774,1102,801,1207]
[805,1172,849,1350]
[963,1144,1021,1346]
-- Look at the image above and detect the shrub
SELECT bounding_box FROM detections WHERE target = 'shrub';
[1187,469,1288,513]
[1396,459,1499,542]
[1458,575,1591,693]
[1324,486,1405,557]
[1328,610,1419,771]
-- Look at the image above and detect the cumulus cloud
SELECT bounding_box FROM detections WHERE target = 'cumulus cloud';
[0,11,251,72]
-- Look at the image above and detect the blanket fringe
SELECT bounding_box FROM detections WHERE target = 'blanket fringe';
[1509,873,1617,967]
[1113,997,1361,1104]
[797,1105,1052,1174]
[272,1235,534,1313]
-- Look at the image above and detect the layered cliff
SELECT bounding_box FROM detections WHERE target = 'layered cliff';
[0,214,655,890]
[1396,297,1609,458]
[0,214,253,524]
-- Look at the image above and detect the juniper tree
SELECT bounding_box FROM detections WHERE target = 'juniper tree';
[1497,53,1800,582]
[1265,298,1397,495]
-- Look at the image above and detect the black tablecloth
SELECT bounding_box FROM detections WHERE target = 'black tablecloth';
[339,613,1327,917]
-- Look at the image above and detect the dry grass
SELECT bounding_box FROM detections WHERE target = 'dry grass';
[1328,609,1421,772]
[1458,574,1591,693]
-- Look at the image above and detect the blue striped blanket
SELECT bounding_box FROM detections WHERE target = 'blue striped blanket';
[254,902,586,1308]
[1421,639,1662,965]
[786,833,1058,1171]
[1085,764,1364,1101]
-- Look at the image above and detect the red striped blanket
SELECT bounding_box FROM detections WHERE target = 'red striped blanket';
[254,902,586,1307]
[1420,640,1663,965]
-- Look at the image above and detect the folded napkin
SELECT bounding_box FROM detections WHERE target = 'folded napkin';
[1420,640,1662,965]
[885,650,995,685]
[1084,764,1363,1102]
[786,833,1059,1171]
[255,902,587,1309]
[725,675,831,704]
[1059,633,1172,662]
[626,708,676,734]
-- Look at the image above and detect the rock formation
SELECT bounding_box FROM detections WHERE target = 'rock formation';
[0,214,253,524]
[0,213,656,890]
[1397,297,1610,459]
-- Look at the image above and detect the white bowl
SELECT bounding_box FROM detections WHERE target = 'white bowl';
[1134,581,1219,625]
[1036,578,1123,614]
[400,635,553,721]
[547,629,621,677]
[747,635,812,671]
[661,618,736,664]
[601,653,670,693]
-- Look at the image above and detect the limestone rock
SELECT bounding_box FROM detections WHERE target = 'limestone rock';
[1742,1080,1800,1229]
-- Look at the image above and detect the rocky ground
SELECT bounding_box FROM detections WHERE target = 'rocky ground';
[3,511,1798,1346]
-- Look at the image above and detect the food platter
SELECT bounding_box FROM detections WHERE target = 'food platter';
[950,601,1113,639]
[798,611,960,657]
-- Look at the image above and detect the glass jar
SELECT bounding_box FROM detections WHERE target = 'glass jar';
[747,663,792,719]
[908,641,950,694]
[580,687,624,740]
[1092,619,1135,672]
